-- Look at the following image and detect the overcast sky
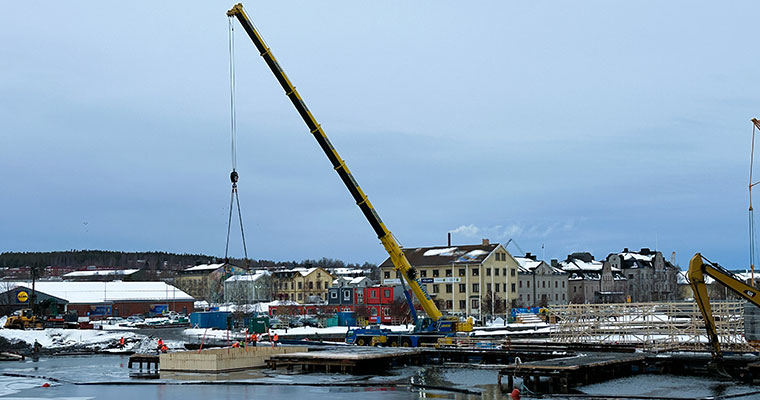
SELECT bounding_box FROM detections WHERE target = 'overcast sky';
[2,1,759,269]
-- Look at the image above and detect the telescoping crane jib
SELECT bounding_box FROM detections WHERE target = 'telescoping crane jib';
[226,4,471,338]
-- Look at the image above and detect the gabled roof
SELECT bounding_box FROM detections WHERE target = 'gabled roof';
[224,270,270,283]
[379,244,500,268]
[184,263,226,272]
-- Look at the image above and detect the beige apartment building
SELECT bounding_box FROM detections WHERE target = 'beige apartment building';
[379,239,519,320]
[272,267,333,304]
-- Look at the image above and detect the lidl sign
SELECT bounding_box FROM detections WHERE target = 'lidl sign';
[16,290,29,303]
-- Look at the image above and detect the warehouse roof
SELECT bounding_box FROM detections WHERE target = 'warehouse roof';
[2,281,193,303]
[63,269,140,278]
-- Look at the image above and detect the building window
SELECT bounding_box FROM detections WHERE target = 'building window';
[371,308,378,316]
[527,294,530,301]
[555,294,558,301]
[503,268,507,276]
[573,286,577,293]
[309,281,314,289]
[519,281,522,288]
[459,283,466,292]
[459,268,466,277]
[562,281,565,288]
[503,283,507,292]
[472,283,479,293]
[472,268,479,276]
[433,269,440,277]
[384,271,390,279]
[511,283,516,293]
[343,290,351,300]
[486,283,492,292]
[298,293,303,300]
[459,300,466,309]
[510,269,516,277]
[472,299,479,309]
[383,308,390,316]
[331,291,338,299]
[495,268,499,276]
[445,300,453,309]
[495,284,500,292]
[486,268,491,276]
[384,289,390,297]
[370,290,377,298]
[555,281,558,288]
[446,269,452,277]
[433,284,439,293]
[519,294,523,300]
[527,281,530,288]
[445,284,452,293]
[562,293,566,300]
[298,282,303,290]
[542,281,546,288]
[421,270,427,278]
[290,282,294,290]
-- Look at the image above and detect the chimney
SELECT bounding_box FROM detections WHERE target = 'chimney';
[482,238,490,246]
[448,232,451,247]
[551,259,559,267]
[623,248,629,253]
[525,252,537,261]
[640,248,650,255]
[670,251,676,265]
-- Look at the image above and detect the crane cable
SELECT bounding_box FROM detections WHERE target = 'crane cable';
[224,17,249,266]
[750,119,760,287]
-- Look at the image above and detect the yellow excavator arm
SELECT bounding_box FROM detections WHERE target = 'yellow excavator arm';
[688,253,760,358]
[226,3,443,322]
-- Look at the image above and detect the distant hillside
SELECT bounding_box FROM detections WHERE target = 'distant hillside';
[0,250,376,272]
[0,250,217,271]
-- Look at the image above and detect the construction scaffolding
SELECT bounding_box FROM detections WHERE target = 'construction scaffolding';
[548,301,755,352]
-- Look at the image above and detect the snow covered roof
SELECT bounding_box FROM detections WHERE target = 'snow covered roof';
[224,270,269,283]
[4,281,194,303]
[349,276,370,285]
[379,243,500,267]
[184,263,225,272]
[331,268,368,276]
[63,269,140,278]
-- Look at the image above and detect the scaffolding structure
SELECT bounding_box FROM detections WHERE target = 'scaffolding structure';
[548,301,755,352]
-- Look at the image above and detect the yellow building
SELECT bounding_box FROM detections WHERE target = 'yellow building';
[379,239,518,320]
[272,267,333,304]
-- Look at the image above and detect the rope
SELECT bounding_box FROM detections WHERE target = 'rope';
[223,17,248,266]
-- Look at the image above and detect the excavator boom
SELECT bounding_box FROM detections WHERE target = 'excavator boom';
[226,3,442,321]
[688,253,760,358]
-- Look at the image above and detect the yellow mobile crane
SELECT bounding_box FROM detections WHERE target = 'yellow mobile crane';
[226,4,472,344]
[688,253,760,360]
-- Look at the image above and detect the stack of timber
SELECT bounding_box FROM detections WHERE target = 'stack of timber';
[161,346,307,373]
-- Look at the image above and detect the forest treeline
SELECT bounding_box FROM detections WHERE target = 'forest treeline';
[0,250,375,271]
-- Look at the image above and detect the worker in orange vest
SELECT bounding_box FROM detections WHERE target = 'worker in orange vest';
[232,342,239,348]
[119,337,125,348]
[272,333,279,342]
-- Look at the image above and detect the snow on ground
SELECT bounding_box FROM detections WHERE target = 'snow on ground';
[0,327,141,349]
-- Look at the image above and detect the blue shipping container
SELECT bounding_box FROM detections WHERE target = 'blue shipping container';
[337,311,356,327]
[189,311,231,330]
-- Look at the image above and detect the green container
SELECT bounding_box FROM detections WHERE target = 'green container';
[249,315,270,333]
[326,316,338,327]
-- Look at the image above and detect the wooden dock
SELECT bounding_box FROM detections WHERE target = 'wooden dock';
[267,347,423,373]
[498,352,646,394]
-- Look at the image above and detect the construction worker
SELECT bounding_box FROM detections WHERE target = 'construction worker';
[156,338,164,353]
[119,337,125,348]
[272,333,279,342]
[231,342,239,348]
[160,344,168,353]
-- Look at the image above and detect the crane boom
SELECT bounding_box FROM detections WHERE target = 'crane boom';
[688,253,760,358]
[226,3,442,321]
